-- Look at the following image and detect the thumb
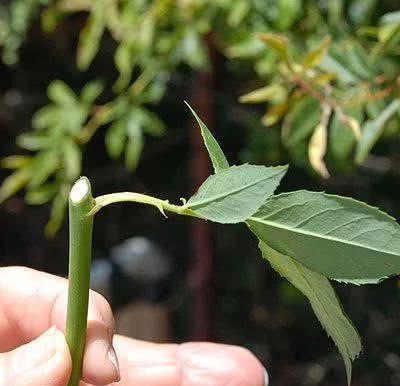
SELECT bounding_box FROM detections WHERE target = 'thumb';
[0,326,72,386]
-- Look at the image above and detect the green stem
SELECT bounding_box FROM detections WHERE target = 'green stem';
[66,177,95,386]
[91,192,201,218]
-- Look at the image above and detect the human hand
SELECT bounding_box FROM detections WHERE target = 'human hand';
[0,267,268,386]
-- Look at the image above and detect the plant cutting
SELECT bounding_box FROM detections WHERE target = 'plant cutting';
[65,104,400,386]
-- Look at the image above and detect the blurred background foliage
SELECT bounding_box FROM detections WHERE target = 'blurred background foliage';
[1,0,400,232]
[1,1,400,385]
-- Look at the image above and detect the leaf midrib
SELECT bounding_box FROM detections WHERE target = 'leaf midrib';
[249,216,399,257]
[186,167,285,209]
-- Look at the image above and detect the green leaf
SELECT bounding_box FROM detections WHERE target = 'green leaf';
[105,120,127,159]
[276,0,302,30]
[114,42,135,92]
[45,184,69,237]
[28,150,60,188]
[257,33,291,65]
[355,99,400,164]
[25,183,58,205]
[80,80,104,104]
[76,0,106,71]
[259,242,361,386]
[319,55,360,85]
[32,105,58,131]
[185,102,229,173]
[63,139,82,181]
[0,167,32,203]
[48,80,77,105]
[125,124,144,171]
[302,36,330,69]
[186,164,288,224]
[239,84,287,104]
[1,155,33,169]
[330,107,362,161]
[285,97,321,146]
[247,190,400,283]
[16,133,52,151]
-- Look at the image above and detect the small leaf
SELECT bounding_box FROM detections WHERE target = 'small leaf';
[330,107,363,161]
[186,164,288,224]
[185,102,229,173]
[319,55,360,85]
[239,84,287,104]
[262,102,289,127]
[32,105,58,131]
[48,80,77,105]
[80,80,104,104]
[105,120,126,159]
[16,133,52,151]
[63,138,82,181]
[114,42,135,92]
[45,184,69,237]
[257,33,292,66]
[355,99,400,164]
[25,183,58,205]
[28,150,60,188]
[125,125,143,171]
[77,0,106,70]
[303,36,331,69]
[258,242,361,386]
[1,155,33,169]
[0,167,32,203]
[247,190,400,283]
[285,97,321,146]
[308,123,330,178]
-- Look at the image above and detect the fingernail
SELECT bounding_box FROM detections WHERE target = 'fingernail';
[108,344,121,382]
[264,368,269,386]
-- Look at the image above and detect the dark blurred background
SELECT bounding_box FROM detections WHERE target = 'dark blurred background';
[1,2,400,385]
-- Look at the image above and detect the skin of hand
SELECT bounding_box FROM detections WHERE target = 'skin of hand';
[0,267,268,386]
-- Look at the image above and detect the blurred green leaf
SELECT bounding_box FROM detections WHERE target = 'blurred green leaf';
[276,0,301,30]
[239,84,287,104]
[16,133,52,151]
[105,120,126,159]
[48,80,77,105]
[285,97,321,146]
[125,122,143,171]
[355,99,400,164]
[62,138,82,181]
[25,183,58,205]
[45,184,70,237]
[1,155,33,169]
[330,106,362,161]
[302,36,331,69]
[77,0,106,70]
[0,167,32,203]
[28,150,59,188]
[80,80,104,104]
